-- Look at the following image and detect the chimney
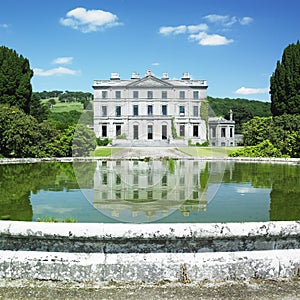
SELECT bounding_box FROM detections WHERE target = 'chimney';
[181,72,190,80]
[162,72,169,80]
[110,73,120,80]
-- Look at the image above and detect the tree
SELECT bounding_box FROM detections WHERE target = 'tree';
[270,41,300,116]
[0,46,33,113]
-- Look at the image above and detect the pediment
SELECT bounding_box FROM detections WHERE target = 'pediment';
[127,75,173,88]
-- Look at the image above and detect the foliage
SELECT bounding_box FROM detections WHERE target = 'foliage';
[72,124,97,157]
[242,114,300,157]
[96,137,112,146]
[207,96,271,133]
[229,140,285,158]
[270,41,300,116]
[0,46,33,113]
[58,91,93,104]
[33,90,63,99]
[30,93,50,122]
[171,116,177,138]
[200,100,209,139]
[242,117,272,146]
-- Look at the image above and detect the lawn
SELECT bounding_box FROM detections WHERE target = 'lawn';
[41,98,84,113]
[178,147,240,157]
[92,147,123,157]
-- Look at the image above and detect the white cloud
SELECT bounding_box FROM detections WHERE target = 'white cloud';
[203,14,238,27]
[60,7,122,33]
[240,17,253,25]
[152,62,160,66]
[52,57,73,65]
[235,87,269,95]
[0,24,9,28]
[33,67,79,76]
[189,32,233,46]
[159,23,208,36]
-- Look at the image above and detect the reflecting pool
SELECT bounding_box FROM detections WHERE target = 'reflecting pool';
[0,160,299,223]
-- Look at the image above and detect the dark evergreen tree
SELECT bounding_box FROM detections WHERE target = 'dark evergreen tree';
[270,41,300,116]
[0,46,33,113]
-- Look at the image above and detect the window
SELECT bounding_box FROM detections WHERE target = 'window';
[162,91,167,99]
[133,190,139,199]
[133,105,139,116]
[179,91,185,99]
[116,175,121,185]
[179,125,185,137]
[162,105,167,116]
[162,125,167,140]
[102,91,107,98]
[179,106,185,116]
[102,125,107,137]
[193,106,199,117]
[133,91,139,98]
[147,105,153,116]
[230,127,233,138]
[162,175,167,186]
[221,128,226,137]
[133,125,139,139]
[193,125,199,137]
[147,91,153,99]
[115,91,121,99]
[116,106,121,117]
[101,106,107,117]
[212,127,216,138]
[193,91,199,99]
[148,125,153,139]
[116,125,121,136]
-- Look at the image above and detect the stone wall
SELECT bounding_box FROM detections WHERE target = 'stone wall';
[1,221,300,282]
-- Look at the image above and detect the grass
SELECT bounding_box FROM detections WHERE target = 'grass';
[92,147,123,157]
[178,147,240,157]
[41,98,84,113]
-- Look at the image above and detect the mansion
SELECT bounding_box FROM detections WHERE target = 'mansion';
[93,71,235,146]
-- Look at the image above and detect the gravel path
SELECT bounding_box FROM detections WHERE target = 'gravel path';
[1,278,300,299]
[111,147,191,159]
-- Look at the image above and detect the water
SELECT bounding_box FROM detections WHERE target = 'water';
[0,160,299,223]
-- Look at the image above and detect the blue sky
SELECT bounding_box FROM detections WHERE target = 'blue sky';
[0,0,299,101]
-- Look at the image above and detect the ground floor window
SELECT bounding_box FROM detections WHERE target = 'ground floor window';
[116,125,121,136]
[148,125,153,139]
[221,127,226,137]
[230,127,233,138]
[102,125,107,137]
[133,125,139,139]
[193,125,199,137]
[162,125,167,140]
[179,125,185,137]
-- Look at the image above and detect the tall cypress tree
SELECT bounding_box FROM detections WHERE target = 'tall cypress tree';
[270,41,300,116]
[0,46,33,113]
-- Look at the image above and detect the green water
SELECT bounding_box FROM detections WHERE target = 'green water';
[0,160,299,223]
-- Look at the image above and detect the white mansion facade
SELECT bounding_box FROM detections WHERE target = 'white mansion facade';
[93,71,208,145]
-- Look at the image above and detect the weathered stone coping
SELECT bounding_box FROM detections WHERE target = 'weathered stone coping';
[1,221,300,282]
[1,249,300,282]
[1,221,300,253]
[0,156,299,164]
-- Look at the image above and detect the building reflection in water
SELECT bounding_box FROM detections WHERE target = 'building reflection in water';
[93,160,213,223]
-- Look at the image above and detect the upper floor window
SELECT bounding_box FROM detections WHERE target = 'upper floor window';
[179,105,185,116]
[133,105,139,116]
[133,91,139,98]
[179,91,185,99]
[193,91,199,99]
[116,106,121,117]
[193,106,199,117]
[115,91,121,99]
[162,105,167,116]
[147,91,153,99]
[102,106,107,117]
[162,91,167,99]
[148,105,153,116]
[102,91,107,98]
